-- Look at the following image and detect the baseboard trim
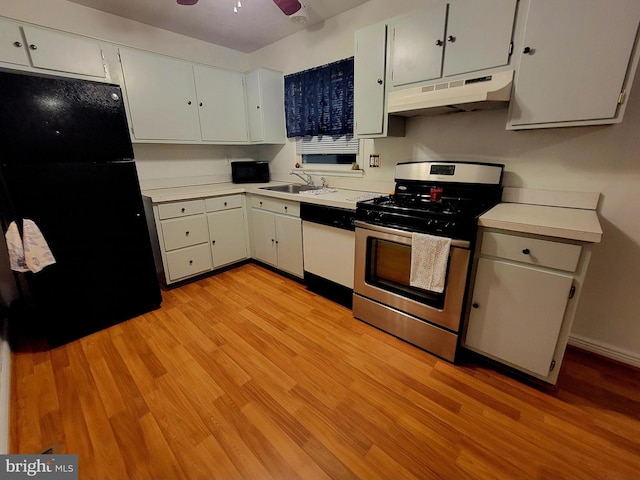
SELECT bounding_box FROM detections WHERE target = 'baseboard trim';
[568,334,640,369]
[0,318,10,454]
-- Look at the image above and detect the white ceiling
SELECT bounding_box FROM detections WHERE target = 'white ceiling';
[66,0,371,53]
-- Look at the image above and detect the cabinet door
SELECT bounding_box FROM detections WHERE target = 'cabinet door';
[208,209,248,267]
[245,69,264,142]
[22,26,105,78]
[245,68,285,144]
[465,258,573,377]
[443,0,516,77]
[251,209,277,266]
[508,0,640,127]
[194,65,248,142]
[354,23,387,136]
[390,3,447,87]
[275,214,303,277]
[0,19,29,66]
[119,48,200,141]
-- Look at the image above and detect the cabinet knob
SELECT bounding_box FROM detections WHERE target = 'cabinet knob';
[447,35,456,42]
[185,231,190,236]
[199,102,203,106]
[187,100,192,105]
[271,238,275,243]
[181,208,186,212]
[29,44,37,50]
[212,240,216,245]
[377,78,383,85]
[284,206,288,211]
[435,39,443,46]
[275,240,279,244]
[522,248,531,255]
[189,260,193,265]
[13,41,22,48]
[523,46,532,54]
[256,105,261,109]
[224,201,227,206]
[472,303,479,309]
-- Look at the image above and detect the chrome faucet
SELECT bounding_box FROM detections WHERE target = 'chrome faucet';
[291,171,314,186]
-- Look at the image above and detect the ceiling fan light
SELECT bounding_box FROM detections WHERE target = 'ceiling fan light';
[177,0,199,5]
[273,0,302,16]
[290,4,308,24]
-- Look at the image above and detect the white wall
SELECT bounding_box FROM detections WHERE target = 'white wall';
[249,0,640,364]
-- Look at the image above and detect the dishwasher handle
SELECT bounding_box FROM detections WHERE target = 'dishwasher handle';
[300,203,356,231]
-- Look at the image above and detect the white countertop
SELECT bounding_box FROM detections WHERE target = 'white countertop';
[142,182,384,210]
[479,202,603,243]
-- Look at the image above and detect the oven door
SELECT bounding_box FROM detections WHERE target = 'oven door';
[354,221,470,332]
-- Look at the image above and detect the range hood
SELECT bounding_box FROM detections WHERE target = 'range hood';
[387,70,514,117]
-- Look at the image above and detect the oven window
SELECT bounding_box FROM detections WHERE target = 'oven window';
[365,237,447,309]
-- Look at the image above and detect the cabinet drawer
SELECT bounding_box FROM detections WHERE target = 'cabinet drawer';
[481,231,582,272]
[157,200,205,220]
[161,215,209,251]
[206,195,242,212]
[165,243,212,282]
[250,196,299,217]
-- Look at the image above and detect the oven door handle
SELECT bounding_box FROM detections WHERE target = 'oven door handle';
[354,220,471,249]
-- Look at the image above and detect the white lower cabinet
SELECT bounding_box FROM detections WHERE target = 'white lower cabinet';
[207,207,248,268]
[463,230,590,384]
[150,195,247,285]
[249,196,303,278]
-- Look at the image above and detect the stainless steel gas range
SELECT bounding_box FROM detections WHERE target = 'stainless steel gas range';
[353,161,504,361]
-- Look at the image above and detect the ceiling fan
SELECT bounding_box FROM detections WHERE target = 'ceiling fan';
[176,0,304,16]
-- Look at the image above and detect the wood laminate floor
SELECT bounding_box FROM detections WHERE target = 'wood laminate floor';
[10,263,640,479]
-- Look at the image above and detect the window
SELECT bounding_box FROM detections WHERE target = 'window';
[296,135,359,166]
[285,58,357,167]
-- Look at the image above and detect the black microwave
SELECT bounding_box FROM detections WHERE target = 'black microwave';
[231,161,270,183]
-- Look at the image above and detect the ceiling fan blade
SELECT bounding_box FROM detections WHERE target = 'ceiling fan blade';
[273,0,302,15]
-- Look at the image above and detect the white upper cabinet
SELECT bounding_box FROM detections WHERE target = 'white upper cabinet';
[390,0,517,88]
[193,65,248,143]
[507,0,640,129]
[0,20,105,78]
[354,23,387,136]
[119,47,200,141]
[245,68,286,144]
[443,1,517,78]
[0,18,29,66]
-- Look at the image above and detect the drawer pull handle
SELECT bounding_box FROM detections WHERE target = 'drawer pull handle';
[472,303,479,309]
[522,248,531,255]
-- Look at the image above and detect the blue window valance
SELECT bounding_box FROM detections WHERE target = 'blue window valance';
[284,57,354,138]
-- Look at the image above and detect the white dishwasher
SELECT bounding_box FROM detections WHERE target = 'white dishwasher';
[300,203,355,307]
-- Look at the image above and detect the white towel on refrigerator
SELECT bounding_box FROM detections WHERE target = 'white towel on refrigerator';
[4,219,56,273]
[22,219,56,273]
[409,233,451,293]
[5,221,29,272]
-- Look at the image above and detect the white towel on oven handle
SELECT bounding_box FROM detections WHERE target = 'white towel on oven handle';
[409,232,451,293]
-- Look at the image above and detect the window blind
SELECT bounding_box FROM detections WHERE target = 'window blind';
[295,135,359,155]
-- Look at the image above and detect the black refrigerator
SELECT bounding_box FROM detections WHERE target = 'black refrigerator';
[0,70,162,345]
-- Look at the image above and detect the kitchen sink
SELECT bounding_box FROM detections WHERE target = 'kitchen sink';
[259,184,322,194]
